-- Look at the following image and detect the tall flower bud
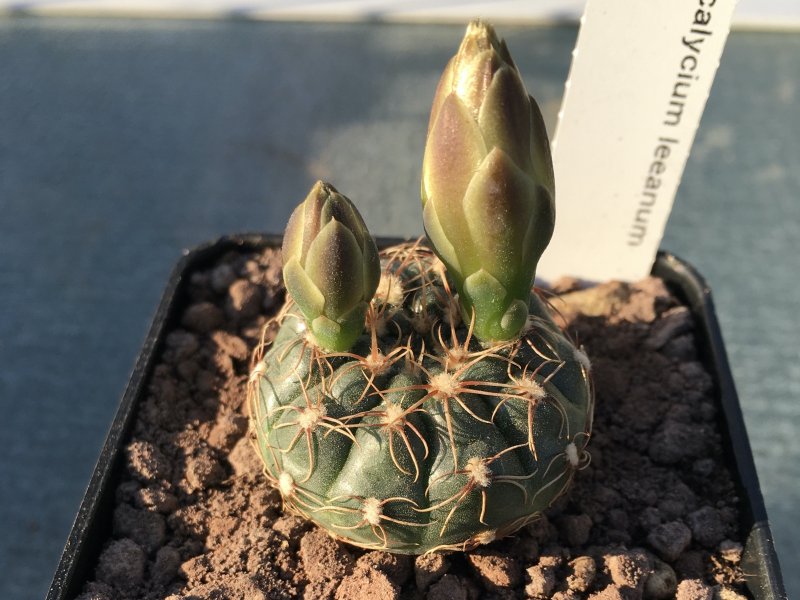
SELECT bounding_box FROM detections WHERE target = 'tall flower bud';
[421,20,555,342]
[282,181,380,351]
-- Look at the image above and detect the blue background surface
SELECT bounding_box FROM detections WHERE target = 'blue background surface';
[0,18,797,599]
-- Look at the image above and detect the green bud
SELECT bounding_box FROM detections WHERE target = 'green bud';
[282,181,380,351]
[421,20,555,342]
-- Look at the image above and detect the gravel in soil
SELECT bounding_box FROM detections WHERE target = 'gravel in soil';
[75,247,749,600]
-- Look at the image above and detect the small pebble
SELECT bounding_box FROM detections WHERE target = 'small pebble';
[679,362,713,392]
[164,330,199,361]
[299,529,354,582]
[676,579,713,600]
[209,412,249,451]
[134,486,178,514]
[693,458,716,477]
[644,558,677,599]
[185,450,226,491]
[210,330,249,361]
[566,556,596,592]
[675,551,706,580]
[716,586,748,600]
[588,584,626,600]
[467,550,522,589]
[645,307,693,350]
[181,302,223,334]
[649,420,708,464]
[606,509,629,532]
[687,506,726,548]
[113,504,166,553]
[647,520,692,562]
[126,440,170,484]
[526,515,558,545]
[427,574,469,600]
[662,335,697,360]
[538,553,564,569]
[152,546,182,585]
[639,507,662,531]
[415,553,450,589]
[509,535,539,562]
[605,549,652,589]
[335,565,400,600]
[272,514,309,543]
[658,482,698,520]
[115,480,141,505]
[210,263,236,293]
[718,540,743,563]
[228,435,263,478]
[560,514,593,546]
[75,582,115,600]
[228,279,263,319]
[96,538,146,588]
[525,564,556,598]
[355,552,413,586]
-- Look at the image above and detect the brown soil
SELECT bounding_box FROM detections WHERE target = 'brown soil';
[75,246,750,600]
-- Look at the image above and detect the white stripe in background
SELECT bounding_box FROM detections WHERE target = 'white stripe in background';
[0,0,793,28]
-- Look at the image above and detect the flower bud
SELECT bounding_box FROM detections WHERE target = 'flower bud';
[421,20,555,342]
[282,181,380,351]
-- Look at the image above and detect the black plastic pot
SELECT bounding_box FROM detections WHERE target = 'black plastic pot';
[47,234,787,600]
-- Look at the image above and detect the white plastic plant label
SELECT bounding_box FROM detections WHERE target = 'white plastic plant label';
[538,0,737,283]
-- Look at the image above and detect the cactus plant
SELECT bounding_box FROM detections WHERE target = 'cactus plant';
[248,20,593,554]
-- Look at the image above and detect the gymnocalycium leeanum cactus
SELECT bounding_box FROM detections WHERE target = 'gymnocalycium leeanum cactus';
[248,20,593,554]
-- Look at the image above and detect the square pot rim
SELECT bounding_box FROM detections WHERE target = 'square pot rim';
[46,233,787,600]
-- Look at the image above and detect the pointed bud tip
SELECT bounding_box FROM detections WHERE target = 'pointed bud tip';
[462,20,504,57]
[310,180,340,199]
[465,19,497,43]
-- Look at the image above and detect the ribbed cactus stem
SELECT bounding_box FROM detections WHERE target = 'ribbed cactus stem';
[249,242,593,554]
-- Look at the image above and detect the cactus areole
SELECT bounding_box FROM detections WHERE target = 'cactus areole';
[248,21,594,554]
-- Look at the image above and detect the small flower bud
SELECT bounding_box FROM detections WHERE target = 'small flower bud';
[282,181,380,350]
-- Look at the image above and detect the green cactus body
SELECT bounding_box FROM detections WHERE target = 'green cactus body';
[249,243,593,554]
